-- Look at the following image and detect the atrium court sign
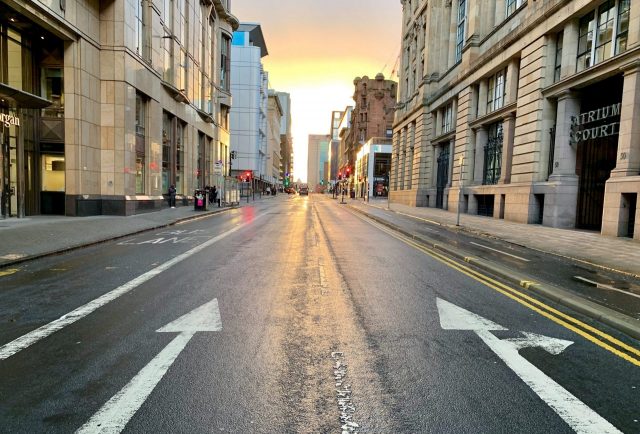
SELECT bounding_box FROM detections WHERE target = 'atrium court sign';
[0,113,20,129]
[570,102,621,145]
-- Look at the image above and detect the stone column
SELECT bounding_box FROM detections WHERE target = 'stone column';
[611,60,640,177]
[551,91,580,176]
[477,79,488,117]
[546,90,580,228]
[447,139,455,188]
[628,0,640,49]
[495,0,506,26]
[434,109,441,137]
[499,113,516,184]
[474,126,487,184]
[602,60,640,238]
[506,58,520,105]
[560,20,579,80]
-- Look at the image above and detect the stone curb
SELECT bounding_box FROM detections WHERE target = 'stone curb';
[0,206,237,269]
[346,203,640,341]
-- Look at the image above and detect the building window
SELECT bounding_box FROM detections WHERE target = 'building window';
[616,0,630,54]
[554,31,563,82]
[455,0,466,63]
[162,112,172,193]
[442,102,453,134]
[161,0,174,83]
[506,0,525,18]
[577,0,630,73]
[483,123,503,185]
[220,34,231,91]
[41,67,64,118]
[487,68,507,113]
[134,0,150,60]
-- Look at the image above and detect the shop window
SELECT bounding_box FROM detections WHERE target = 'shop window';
[506,0,526,18]
[577,0,630,73]
[483,122,503,185]
[162,112,172,193]
[176,121,185,194]
[554,31,563,83]
[455,0,466,63]
[135,157,145,194]
[487,68,507,113]
[42,155,65,192]
[135,93,146,194]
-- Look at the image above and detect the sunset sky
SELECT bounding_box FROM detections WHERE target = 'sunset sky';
[231,1,403,182]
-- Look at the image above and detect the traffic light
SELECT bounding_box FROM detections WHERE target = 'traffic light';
[320,180,324,185]
[338,172,342,180]
[284,177,290,187]
[245,171,252,181]
[346,166,351,177]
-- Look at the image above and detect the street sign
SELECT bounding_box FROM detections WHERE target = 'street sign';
[77,299,223,433]
[213,161,223,175]
[436,298,621,434]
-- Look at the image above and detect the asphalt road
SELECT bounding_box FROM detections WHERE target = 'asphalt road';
[0,195,638,433]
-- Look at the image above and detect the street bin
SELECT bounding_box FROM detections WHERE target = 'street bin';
[194,189,207,211]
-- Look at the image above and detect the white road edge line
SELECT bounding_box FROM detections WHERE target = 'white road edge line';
[469,241,530,262]
[574,275,640,300]
[0,214,264,361]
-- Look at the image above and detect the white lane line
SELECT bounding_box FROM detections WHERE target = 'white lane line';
[76,299,222,434]
[77,332,193,434]
[0,215,263,361]
[394,211,440,228]
[469,241,530,262]
[574,276,640,300]
[475,330,621,434]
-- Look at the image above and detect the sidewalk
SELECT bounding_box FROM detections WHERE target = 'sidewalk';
[0,203,237,268]
[349,198,640,276]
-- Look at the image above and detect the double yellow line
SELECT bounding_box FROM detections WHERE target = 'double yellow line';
[357,212,640,367]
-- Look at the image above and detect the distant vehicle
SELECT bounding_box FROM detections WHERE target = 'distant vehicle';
[299,184,309,195]
[285,187,295,194]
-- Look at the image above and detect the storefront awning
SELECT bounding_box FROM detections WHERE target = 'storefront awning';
[0,83,51,109]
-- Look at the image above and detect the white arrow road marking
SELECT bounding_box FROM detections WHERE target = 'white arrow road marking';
[436,298,621,434]
[76,299,222,434]
[0,214,263,361]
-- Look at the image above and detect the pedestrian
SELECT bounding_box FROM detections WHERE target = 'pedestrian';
[168,184,176,208]
[212,185,219,207]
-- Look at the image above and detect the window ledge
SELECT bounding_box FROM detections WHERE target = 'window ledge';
[469,102,517,129]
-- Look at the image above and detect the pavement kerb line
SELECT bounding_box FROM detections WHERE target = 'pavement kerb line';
[357,201,640,279]
[345,203,640,347]
[0,206,238,270]
[350,209,640,366]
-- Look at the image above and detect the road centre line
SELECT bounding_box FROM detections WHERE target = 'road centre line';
[469,241,530,262]
[0,214,264,361]
[347,209,640,366]
[574,276,640,300]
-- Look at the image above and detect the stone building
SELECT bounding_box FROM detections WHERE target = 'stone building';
[348,74,397,170]
[392,0,640,240]
[307,134,330,190]
[0,0,238,217]
[277,92,293,185]
[266,90,282,189]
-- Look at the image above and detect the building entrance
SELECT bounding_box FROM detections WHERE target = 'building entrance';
[575,76,622,230]
[436,144,449,209]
